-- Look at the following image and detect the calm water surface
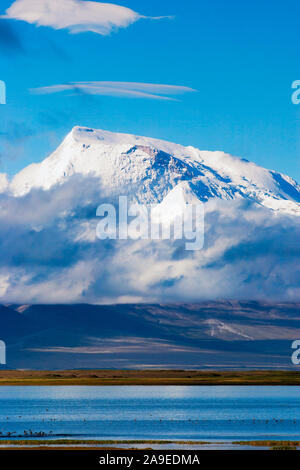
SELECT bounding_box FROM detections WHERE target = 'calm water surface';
[0,386,299,442]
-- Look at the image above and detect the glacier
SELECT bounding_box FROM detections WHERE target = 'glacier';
[5,126,300,216]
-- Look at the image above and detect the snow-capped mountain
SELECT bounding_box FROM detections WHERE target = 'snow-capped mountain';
[0,127,299,306]
[8,126,300,215]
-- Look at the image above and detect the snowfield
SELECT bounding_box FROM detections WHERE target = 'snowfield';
[7,126,300,215]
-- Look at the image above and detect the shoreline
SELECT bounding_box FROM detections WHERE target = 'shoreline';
[0,370,300,386]
[0,439,298,451]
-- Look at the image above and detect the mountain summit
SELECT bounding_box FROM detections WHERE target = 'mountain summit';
[7,126,300,215]
[0,127,299,304]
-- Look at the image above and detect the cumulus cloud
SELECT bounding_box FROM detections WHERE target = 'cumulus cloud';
[2,0,169,35]
[0,177,299,304]
[31,81,196,101]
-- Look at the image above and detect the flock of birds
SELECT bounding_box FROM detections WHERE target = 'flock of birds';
[0,409,297,439]
[0,430,53,438]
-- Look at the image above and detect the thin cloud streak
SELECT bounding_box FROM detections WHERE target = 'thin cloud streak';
[1,0,171,36]
[31,81,197,101]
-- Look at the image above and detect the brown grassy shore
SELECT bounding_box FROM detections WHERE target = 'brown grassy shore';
[0,440,297,450]
[0,370,299,385]
[234,441,300,447]
[0,439,205,451]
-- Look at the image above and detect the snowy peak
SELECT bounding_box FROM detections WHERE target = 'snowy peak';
[156,181,201,209]
[69,126,188,153]
[151,182,202,224]
[8,126,300,215]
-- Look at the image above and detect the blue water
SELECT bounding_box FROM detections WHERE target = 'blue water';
[0,386,299,442]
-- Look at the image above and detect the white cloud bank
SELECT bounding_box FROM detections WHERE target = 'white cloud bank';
[2,0,169,35]
[31,81,196,100]
[0,177,299,304]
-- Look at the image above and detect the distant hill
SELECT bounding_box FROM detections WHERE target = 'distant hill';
[1,302,299,370]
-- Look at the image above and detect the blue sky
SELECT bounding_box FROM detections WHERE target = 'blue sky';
[0,0,300,181]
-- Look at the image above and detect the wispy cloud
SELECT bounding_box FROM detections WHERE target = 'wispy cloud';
[31,81,197,101]
[2,0,171,36]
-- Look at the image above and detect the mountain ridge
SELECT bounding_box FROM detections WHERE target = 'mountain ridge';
[3,126,300,215]
[1,301,300,369]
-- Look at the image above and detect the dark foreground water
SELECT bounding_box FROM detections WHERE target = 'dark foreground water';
[0,386,299,442]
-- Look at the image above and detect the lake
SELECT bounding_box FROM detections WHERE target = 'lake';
[0,386,299,443]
